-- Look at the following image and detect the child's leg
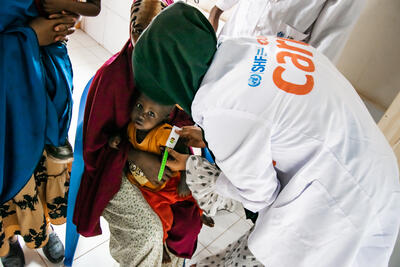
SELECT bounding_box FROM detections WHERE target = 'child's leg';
[200,214,215,227]
[177,171,191,197]
[162,244,171,263]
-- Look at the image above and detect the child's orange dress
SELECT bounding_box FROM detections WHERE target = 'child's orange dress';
[126,122,201,242]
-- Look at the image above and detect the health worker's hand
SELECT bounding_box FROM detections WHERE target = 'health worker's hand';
[166,148,190,172]
[176,126,206,148]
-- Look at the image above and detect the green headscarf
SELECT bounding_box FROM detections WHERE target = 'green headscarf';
[132,2,217,114]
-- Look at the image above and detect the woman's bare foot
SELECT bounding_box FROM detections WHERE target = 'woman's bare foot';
[162,245,171,263]
[201,214,215,227]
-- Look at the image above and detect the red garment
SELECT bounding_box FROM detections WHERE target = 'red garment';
[73,41,134,237]
[139,173,200,243]
[168,201,202,258]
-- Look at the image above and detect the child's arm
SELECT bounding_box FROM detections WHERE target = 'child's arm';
[43,0,101,17]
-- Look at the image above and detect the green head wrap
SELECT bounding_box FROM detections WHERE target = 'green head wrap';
[132,2,217,114]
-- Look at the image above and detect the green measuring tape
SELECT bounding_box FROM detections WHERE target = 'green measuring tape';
[158,149,169,181]
[157,126,181,181]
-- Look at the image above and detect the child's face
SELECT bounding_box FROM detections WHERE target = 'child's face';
[131,94,172,131]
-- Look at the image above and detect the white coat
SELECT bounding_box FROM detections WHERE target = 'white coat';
[191,36,400,267]
[215,0,365,62]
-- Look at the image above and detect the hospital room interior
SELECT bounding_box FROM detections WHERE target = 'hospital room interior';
[1,0,400,266]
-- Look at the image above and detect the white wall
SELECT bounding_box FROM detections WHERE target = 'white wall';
[81,0,131,54]
[336,0,400,264]
[336,0,400,122]
[81,0,228,54]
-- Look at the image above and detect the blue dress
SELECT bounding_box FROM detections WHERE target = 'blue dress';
[0,0,73,204]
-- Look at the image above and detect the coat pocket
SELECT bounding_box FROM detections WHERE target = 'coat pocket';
[268,177,355,248]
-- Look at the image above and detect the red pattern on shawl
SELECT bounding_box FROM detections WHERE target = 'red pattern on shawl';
[73,40,194,237]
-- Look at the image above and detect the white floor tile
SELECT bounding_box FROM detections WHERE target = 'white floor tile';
[72,30,100,48]
[66,36,83,50]
[72,241,117,267]
[68,61,102,145]
[233,202,246,218]
[67,46,103,67]
[198,210,240,247]
[21,247,45,267]
[193,242,205,258]
[89,45,113,62]
[206,219,252,255]
[73,217,111,260]
[187,248,212,266]
[245,218,255,227]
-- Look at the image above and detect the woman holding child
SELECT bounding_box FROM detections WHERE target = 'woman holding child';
[73,1,215,266]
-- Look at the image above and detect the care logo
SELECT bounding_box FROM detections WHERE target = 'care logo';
[272,37,315,95]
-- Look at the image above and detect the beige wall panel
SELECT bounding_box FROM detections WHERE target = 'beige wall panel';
[337,0,400,110]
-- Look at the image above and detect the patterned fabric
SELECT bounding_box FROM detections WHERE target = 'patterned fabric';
[185,156,237,216]
[196,228,264,267]
[130,0,167,45]
[102,176,184,267]
[185,155,263,266]
[0,152,70,257]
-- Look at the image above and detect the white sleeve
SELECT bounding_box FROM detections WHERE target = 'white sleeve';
[308,0,365,63]
[215,0,240,11]
[202,109,280,212]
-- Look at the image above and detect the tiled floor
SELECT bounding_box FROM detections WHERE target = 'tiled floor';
[1,30,253,267]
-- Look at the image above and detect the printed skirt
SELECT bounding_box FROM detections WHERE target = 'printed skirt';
[0,152,70,256]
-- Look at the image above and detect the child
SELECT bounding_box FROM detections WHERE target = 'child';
[109,93,214,263]
[42,0,101,17]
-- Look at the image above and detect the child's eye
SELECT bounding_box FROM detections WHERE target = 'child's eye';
[148,111,155,118]
[136,103,143,110]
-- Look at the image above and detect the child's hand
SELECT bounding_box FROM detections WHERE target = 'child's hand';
[108,135,121,150]
[176,126,206,148]
[43,0,70,15]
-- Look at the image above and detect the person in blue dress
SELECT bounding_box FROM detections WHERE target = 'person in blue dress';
[0,1,77,266]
